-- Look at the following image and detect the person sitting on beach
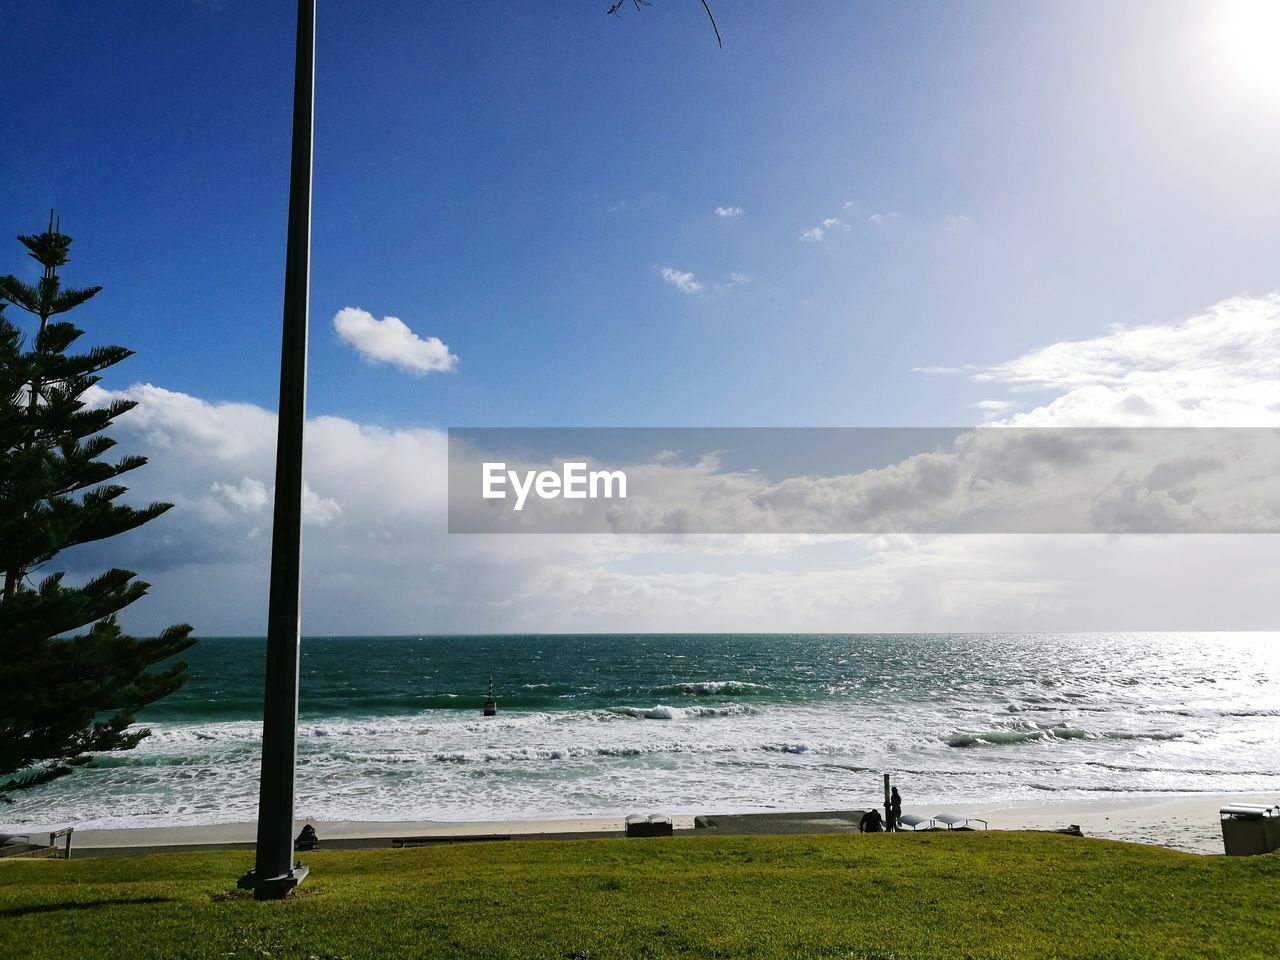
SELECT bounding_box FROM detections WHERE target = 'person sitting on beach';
[859,807,883,833]
[294,823,319,851]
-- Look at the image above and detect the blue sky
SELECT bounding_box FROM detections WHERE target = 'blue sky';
[5,1,1280,633]
[5,0,1276,429]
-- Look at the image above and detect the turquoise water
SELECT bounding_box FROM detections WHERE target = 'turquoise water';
[5,633,1279,828]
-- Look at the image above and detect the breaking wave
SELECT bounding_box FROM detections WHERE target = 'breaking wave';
[948,727,1184,748]
[649,680,771,697]
[606,704,757,720]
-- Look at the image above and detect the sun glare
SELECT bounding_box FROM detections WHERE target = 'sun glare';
[1214,0,1280,96]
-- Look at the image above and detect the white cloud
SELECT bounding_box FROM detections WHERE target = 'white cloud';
[332,307,457,376]
[452,426,1280,537]
[800,215,852,242]
[869,212,901,225]
[421,533,1278,632]
[209,476,336,525]
[210,477,269,513]
[922,294,1280,427]
[448,293,1280,543]
[658,267,704,295]
[302,482,342,526]
[60,291,1280,636]
[701,273,753,296]
[714,206,744,218]
[970,399,1018,415]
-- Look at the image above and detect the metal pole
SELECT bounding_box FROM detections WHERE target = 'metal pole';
[238,0,315,900]
[883,773,891,832]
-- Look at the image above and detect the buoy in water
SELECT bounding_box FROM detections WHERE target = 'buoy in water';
[483,674,497,717]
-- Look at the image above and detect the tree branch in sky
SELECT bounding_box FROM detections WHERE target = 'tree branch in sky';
[608,0,723,49]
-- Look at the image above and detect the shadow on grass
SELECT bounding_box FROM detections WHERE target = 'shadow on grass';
[1,896,172,918]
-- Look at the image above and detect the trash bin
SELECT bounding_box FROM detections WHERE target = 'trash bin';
[1220,804,1280,856]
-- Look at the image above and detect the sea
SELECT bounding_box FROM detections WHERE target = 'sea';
[5,633,1279,829]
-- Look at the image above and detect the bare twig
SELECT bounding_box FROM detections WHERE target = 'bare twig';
[700,0,722,48]
[608,0,721,48]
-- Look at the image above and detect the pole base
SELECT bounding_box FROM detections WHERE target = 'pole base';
[237,862,309,900]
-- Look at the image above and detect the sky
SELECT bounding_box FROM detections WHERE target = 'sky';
[3,1,1280,635]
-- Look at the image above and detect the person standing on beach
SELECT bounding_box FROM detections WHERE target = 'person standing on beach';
[888,786,902,832]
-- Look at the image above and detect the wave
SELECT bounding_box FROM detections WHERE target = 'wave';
[606,704,757,720]
[649,680,771,697]
[760,741,831,755]
[1075,759,1280,776]
[1025,783,1217,794]
[317,741,744,765]
[145,681,777,725]
[88,753,226,769]
[1221,708,1280,717]
[947,727,1183,748]
[340,693,568,711]
[144,691,593,723]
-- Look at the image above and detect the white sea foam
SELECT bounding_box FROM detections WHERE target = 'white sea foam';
[607,704,756,720]
[947,727,1185,748]
[5,633,1279,832]
[655,680,771,696]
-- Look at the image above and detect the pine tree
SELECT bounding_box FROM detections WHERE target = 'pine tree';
[0,214,195,803]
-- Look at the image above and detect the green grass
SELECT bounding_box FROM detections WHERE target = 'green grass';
[2,833,1277,959]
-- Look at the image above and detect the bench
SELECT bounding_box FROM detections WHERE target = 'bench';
[625,814,673,838]
[933,813,987,831]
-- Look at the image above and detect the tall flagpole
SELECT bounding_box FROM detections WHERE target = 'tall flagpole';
[239,0,315,900]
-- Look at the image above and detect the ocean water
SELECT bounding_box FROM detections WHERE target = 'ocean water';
[5,633,1279,829]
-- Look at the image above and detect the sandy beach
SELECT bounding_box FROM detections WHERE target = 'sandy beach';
[914,793,1277,854]
[15,792,1270,858]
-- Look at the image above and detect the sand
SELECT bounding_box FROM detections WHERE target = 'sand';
[906,793,1277,854]
[11,792,1273,858]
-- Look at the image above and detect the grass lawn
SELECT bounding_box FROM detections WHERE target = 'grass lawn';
[1,832,1277,959]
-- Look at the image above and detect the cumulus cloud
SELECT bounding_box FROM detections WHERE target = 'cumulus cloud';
[971,399,1019,417]
[302,483,343,526]
[658,267,704,295]
[332,307,457,376]
[800,216,852,242]
[210,477,269,513]
[73,383,455,629]
[921,294,1280,427]
[714,206,744,218]
[451,428,1280,537]
[58,292,1280,635]
[207,475,337,525]
[450,293,1280,541]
